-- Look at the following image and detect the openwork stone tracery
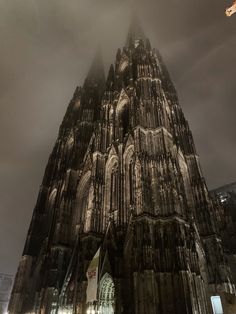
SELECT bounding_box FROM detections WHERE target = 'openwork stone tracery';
[99,273,115,314]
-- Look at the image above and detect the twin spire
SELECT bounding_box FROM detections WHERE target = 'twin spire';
[83,16,147,87]
[126,15,146,47]
[83,47,105,88]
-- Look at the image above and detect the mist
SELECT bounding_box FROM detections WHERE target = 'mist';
[0,0,235,275]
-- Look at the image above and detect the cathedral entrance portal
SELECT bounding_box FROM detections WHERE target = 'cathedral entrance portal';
[98,273,115,314]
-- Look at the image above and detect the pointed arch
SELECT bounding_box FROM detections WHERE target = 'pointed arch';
[104,154,119,229]
[195,240,208,284]
[98,273,115,314]
[75,171,91,232]
[66,133,74,149]
[123,145,135,220]
[48,188,57,214]
[64,132,74,164]
[177,150,192,210]
[116,89,130,139]
[119,105,129,138]
[116,89,129,113]
[44,188,58,238]
[118,53,129,73]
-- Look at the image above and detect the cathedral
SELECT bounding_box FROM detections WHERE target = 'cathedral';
[8,19,236,314]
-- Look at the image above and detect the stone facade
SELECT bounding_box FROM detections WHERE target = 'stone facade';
[211,184,236,304]
[0,273,13,314]
[8,20,236,314]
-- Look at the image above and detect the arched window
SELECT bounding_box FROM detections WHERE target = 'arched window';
[116,89,130,139]
[119,105,129,138]
[110,164,118,213]
[64,134,74,164]
[75,171,91,233]
[104,157,119,228]
[98,273,115,314]
[44,189,57,238]
[196,242,208,284]
[45,287,58,314]
[80,189,89,221]
[128,159,135,205]
[124,146,135,216]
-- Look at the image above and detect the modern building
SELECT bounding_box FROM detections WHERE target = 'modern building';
[211,183,236,293]
[8,19,236,314]
[0,273,13,314]
[211,182,236,204]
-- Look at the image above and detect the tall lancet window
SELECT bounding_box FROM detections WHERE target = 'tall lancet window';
[124,146,135,223]
[75,171,91,234]
[80,190,89,223]
[120,106,129,138]
[129,159,135,205]
[110,164,119,217]
[104,158,119,229]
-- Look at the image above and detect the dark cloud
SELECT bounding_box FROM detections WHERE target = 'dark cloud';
[0,0,235,274]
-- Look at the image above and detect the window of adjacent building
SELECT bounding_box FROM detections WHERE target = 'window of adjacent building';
[211,296,223,314]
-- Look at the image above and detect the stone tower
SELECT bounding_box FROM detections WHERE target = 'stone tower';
[9,19,236,314]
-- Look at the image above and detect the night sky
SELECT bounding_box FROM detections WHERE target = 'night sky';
[0,0,235,275]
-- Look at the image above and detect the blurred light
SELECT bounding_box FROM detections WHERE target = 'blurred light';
[211,296,223,314]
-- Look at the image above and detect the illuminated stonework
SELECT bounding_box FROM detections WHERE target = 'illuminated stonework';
[8,18,236,314]
[98,273,115,314]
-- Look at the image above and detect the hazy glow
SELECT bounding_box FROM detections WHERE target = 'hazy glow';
[0,0,236,276]
[211,296,223,314]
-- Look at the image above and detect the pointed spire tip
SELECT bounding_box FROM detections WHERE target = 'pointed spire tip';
[126,14,146,47]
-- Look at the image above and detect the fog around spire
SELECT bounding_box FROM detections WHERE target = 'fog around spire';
[84,47,105,88]
[0,0,235,278]
[126,15,146,47]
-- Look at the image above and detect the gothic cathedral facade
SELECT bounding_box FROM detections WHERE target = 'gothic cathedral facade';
[8,20,236,314]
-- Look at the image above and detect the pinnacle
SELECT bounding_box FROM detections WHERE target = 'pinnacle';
[126,14,146,47]
[106,64,115,90]
[84,47,105,88]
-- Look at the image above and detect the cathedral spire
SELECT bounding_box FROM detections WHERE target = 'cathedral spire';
[126,15,146,47]
[9,17,236,314]
[83,47,105,88]
[106,64,115,91]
